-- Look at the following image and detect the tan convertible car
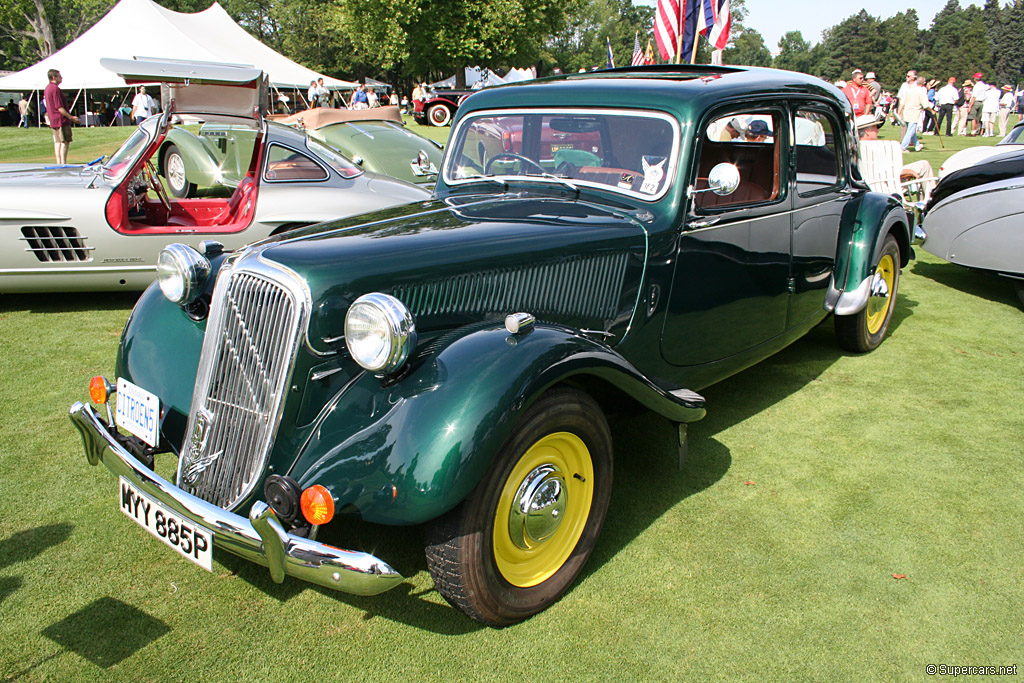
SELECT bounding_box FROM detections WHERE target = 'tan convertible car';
[0,58,428,293]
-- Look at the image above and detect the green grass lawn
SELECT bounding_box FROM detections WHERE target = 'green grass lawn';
[0,119,1022,682]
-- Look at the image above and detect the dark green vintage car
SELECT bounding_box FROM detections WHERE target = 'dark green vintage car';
[71,65,912,626]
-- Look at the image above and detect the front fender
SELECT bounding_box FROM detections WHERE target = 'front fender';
[289,323,705,526]
[828,192,910,314]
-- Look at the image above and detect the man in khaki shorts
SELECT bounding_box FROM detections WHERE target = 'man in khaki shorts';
[43,69,80,164]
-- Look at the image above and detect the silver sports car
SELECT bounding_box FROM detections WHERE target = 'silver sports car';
[0,58,428,293]
[919,148,1024,305]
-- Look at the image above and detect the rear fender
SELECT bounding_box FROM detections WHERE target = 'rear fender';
[828,192,910,314]
[289,323,705,525]
[160,128,218,187]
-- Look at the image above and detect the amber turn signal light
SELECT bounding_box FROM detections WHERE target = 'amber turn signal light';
[89,376,114,405]
[300,485,335,526]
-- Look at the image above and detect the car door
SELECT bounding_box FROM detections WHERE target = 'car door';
[661,106,792,367]
[789,103,851,326]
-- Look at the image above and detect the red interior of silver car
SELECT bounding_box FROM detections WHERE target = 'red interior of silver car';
[105,129,262,236]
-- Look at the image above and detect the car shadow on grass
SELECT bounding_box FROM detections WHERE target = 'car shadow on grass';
[218,524,484,634]
[580,321,851,584]
[0,291,140,314]
[222,309,910,632]
[911,259,1021,308]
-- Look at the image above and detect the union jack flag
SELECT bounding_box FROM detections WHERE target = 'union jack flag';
[631,31,644,66]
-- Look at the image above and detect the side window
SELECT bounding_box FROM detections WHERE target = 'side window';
[795,109,841,195]
[695,112,780,210]
[264,143,328,182]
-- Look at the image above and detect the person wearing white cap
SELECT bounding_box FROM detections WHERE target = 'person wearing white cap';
[865,71,881,106]
[717,117,747,142]
[998,84,1015,136]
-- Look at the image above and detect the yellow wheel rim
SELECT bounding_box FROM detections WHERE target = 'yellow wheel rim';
[493,432,594,588]
[866,253,896,335]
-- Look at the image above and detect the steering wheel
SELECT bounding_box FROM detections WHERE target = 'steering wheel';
[143,160,172,212]
[485,152,546,176]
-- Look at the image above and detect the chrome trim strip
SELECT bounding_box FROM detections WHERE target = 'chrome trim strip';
[687,197,848,233]
[930,180,1024,211]
[69,401,404,596]
[0,265,155,274]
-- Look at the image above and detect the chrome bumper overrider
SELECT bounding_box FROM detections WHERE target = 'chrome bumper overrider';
[69,401,404,596]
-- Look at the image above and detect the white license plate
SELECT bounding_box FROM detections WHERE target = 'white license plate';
[119,477,214,571]
[115,377,160,447]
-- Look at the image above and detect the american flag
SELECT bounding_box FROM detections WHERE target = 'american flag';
[631,31,644,66]
[657,0,731,62]
[655,0,680,62]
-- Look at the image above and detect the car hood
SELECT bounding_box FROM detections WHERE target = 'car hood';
[0,163,103,188]
[254,193,650,352]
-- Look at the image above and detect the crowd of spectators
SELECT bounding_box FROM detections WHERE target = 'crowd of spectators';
[838,67,1023,152]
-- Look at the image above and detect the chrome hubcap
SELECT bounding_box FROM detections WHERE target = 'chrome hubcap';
[508,464,567,550]
[869,271,890,299]
[168,154,186,191]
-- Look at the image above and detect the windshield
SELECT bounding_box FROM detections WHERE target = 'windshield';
[1000,124,1024,145]
[103,126,152,181]
[443,109,679,200]
[307,138,363,179]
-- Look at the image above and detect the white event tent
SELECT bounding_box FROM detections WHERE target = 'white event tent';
[0,0,355,99]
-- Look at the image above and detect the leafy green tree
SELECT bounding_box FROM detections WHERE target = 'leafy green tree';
[773,30,812,74]
[876,10,922,88]
[815,10,886,82]
[724,28,771,67]
[994,0,1024,86]
[0,0,109,69]
[545,0,652,73]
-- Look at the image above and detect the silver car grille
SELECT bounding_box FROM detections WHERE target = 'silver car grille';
[21,226,92,262]
[177,261,306,510]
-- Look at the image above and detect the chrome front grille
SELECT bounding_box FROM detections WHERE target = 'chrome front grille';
[178,260,307,510]
[20,226,92,262]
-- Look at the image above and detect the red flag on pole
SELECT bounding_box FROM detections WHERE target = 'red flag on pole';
[707,0,731,50]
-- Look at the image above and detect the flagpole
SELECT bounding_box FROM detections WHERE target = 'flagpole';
[675,0,683,64]
[691,33,701,64]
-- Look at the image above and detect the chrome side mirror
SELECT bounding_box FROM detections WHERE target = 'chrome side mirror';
[707,163,741,195]
[688,162,741,197]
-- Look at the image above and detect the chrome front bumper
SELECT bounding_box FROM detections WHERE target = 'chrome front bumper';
[69,401,404,596]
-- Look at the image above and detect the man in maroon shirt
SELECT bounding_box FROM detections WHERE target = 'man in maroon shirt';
[43,69,80,164]
[842,69,873,118]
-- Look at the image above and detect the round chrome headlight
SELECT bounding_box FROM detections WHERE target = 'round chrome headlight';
[344,293,417,374]
[156,243,211,305]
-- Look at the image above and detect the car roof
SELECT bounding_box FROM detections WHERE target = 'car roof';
[456,65,850,122]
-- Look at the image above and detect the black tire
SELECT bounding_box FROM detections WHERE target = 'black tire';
[425,387,612,626]
[427,104,452,127]
[1012,279,1024,308]
[836,233,901,352]
[162,144,195,198]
